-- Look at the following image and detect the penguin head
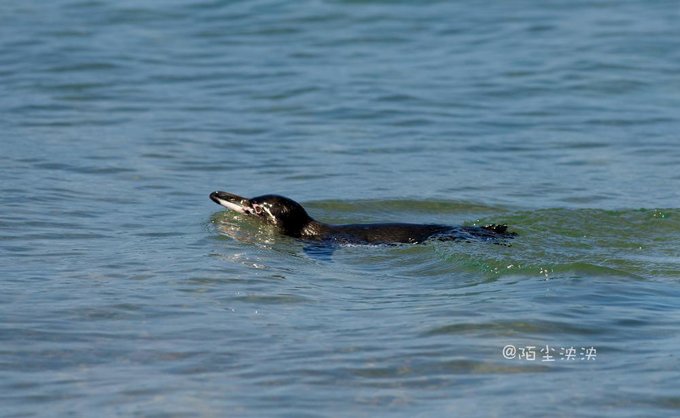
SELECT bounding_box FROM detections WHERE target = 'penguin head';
[210,191,313,236]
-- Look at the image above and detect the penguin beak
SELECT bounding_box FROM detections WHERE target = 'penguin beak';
[209,191,253,214]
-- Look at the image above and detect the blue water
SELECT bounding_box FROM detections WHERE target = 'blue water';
[2,1,680,417]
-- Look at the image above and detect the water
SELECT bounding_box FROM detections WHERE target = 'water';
[2,0,680,416]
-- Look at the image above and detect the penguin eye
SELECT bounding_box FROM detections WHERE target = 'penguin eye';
[253,205,263,215]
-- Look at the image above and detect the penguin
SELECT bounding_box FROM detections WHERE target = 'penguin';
[210,191,515,245]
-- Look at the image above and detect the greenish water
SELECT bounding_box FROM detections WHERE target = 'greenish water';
[2,1,680,417]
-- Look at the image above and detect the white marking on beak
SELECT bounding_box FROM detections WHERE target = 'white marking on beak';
[213,196,249,214]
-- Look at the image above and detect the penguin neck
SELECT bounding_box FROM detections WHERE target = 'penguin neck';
[298,219,330,238]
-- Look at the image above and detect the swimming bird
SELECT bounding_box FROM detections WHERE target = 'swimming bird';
[209,191,515,245]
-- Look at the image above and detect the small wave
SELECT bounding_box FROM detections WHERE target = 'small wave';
[437,208,680,280]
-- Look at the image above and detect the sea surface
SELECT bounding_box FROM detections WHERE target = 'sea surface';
[2,1,680,417]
